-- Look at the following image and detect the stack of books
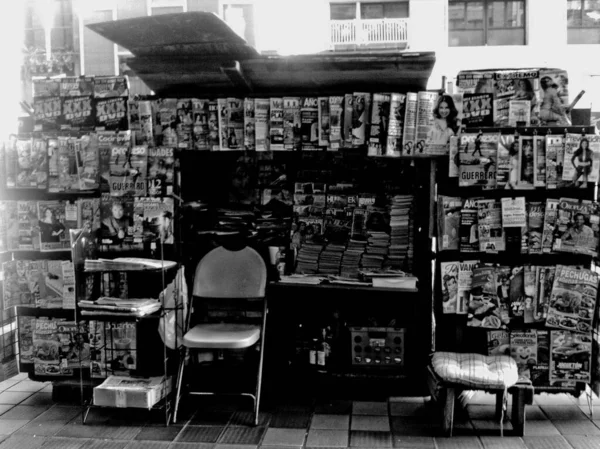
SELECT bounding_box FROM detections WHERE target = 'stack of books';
[340,238,367,278]
[295,241,323,274]
[388,195,414,271]
[318,242,344,275]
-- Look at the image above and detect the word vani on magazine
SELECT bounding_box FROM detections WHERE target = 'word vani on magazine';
[459,262,477,271]
[461,171,496,181]
[558,268,597,283]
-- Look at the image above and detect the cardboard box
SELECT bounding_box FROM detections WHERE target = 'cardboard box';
[93,375,171,409]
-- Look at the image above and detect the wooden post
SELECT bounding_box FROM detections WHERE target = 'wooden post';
[511,388,526,437]
[442,387,455,437]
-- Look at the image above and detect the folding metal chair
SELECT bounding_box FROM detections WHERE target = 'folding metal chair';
[173,245,267,425]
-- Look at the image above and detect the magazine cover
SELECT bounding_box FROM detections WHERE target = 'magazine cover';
[456,70,495,96]
[552,198,599,257]
[38,200,74,252]
[467,265,502,328]
[269,97,284,151]
[509,266,525,320]
[226,97,243,150]
[175,99,194,149]
[517,136,534,188]
[255,98,269,151]
[93,75,128,98]
[3,260,32,309]
[527,201,544,254]
[510,331,537,379]
[459,198,480,252]
[587,135,600,184]
[496,135,514,189]
[458,133,499,188]
[523,266,538,323]
[208,100,220,151]
[563,134,599,188]
[343,93,353,147]
[477,199,505,252]
[538,69,570,126]
[18,316,34,365]
[89,320,107,378]
[97,130,131,193]
[75,134,99,191]
[94,97,129,131]
[531,330,550,386]
[535,266,554,322]
[155,98,179,147]
[550,330,591,383]
[329,96,344,150]
[301,97,319,150]
[386,93,406,157]
[501,197,527,228]
[243,98,256,151]
[18,201,41,251]
[217,98,229,150]
[16,137,48,189]
[508,100,531,127]
[493,70,539,127]
[191,98,209,150]
[108,145,147,197]
[283,97,301,151]
[367,93,390,156]
[105,321,137,376]
[496,266,511,325]
[100,194,134,247]
[437,196,461,251]
[147,147,174,197]
[533,135,546,188]
[33,318,64,377]
[546,265,597,334]
[462,93,493,128]
[545,135,563,189]
[351,92,370,146]
[413,91,437,155]
[425,93,462,156]
[5,137,16,188]
[139,197,175,245]
[488,330,510,356]
[542,198,559,253]
[78,197,101,231]
[57,137,80,192]
[33,78,60,98]
[449,136,459,178]
[57,321,90,369]
[128,99,140,141]
[0,202,7,252]
[37,260,65,309]
[61,96,94,130]
[457,260,479,315]
[60,76,94,97]
[318,96,331,147]
[33,96,62,132]
[440,261,459,314]
[2,201,18,251]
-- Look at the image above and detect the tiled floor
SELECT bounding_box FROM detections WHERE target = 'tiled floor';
[0,375,598,448]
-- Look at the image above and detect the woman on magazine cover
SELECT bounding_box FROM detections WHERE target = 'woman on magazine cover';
[540,76,569,125]
[427,95,460,146]
[39,207,65,243]
[570,137,593,187]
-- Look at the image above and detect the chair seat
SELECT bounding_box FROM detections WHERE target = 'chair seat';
[183,323,261,349]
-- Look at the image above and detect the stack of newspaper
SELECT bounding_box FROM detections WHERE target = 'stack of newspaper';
[340,238,367,278]
[359,269,418,290]
[84,258,177,272]
[388,195,414,271]
[78,297,161,317]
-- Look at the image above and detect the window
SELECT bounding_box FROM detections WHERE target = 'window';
[448,0,525,46]
[329,2,409,20]
[24,0,74,51]
[567,0,600,44]
[222,3,255,47]
[149,0,186,15]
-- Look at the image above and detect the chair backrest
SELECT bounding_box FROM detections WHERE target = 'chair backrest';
[192,246,267,298]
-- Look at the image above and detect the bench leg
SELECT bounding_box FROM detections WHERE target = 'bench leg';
[495,391,505,420]
[511,388,526,437]
[443,387,455,437]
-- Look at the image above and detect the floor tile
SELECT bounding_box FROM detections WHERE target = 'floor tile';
[310,415,350,430]
[351,415,390,432]
[276,405,312,414]
[213,445,257,449]
[525,406,547,421]
[217,426,266,445]
[1,406,51,421]
[15,420,66,437]
[391,435,435,448]
[123,441,171,449]
[79,440,129,449]
[56,423,141,440]
[479,436,526,449]
[389,397,427,404]
[40,386,52,394]
[350,430,392,447]
[551,420,600,435]
[0,380,21,392]
[0,419,32,435]
[468,406,498,420]
[0,405,13,416]
[176,426,224,443]
[471,420,513,433]
[390,417,434,436]
[35,406,81,423]
[522,435,571,449]
[434,436,483,449]
[314,401,352,415]
[261,428,306,446]
[6,383,45,394]
[134,425,182,441]
[20,395,54,407]
[534,394,575,406]
[190,411,232,425]
[269,412,310,429]
[540,406,587,420]
[169,444,214,449]
[0,434,48,449]
[39,437,88,449]
[0,392,34,405]
[352,402,388,416]
[305,429,348,447]
[577,406,600,418]
[523,420,561,436]
[228,411,271,427]
[564,435,600,449]
[389,403,435,418]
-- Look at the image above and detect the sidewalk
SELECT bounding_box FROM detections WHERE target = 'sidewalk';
[0,374,597,449]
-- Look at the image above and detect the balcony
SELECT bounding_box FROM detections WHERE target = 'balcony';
[329,18,409,50]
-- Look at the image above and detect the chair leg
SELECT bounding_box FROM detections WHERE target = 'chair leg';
[442,387,455,437]
[173,347,188,424]
[253,302,268,427]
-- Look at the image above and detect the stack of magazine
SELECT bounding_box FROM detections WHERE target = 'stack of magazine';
[84,258,177,272]
[78,297,161,317]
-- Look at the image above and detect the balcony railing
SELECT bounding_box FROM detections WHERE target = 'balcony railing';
[329,18,409,48]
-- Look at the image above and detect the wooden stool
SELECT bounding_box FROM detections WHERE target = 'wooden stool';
[427,352,534,437]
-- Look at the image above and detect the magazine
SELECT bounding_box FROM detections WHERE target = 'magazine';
[18,201,41,251]
[458,133,498,188]
[552,198,599,257]
[517,135,534,188]
[467,265,502,328]
[89,320,107,378]
[459,197,480,253]
[527,202,544,254]
[175,99,193,149]
[488,330,510,356]
[456,70,495,96]
[206,100,219,151]
[191,98,209,150]
[4,137,16,188]
[532,330,550,386]
[100,194,134,247]
[3,260,33,308]
[425,93,462,156]
[243,98,255,151]
[508,266,524,321]
[37,260,66,309]
[57,137,80,192]
[93,76,128,98]
[75,134,99,191]
[440,261,459,314]
[18,316,34,365]
[108,145,147,197]
[523,266,538,323]
[318,97,331,147]
[351,92,370,146]
[449,136,459,178]
[78,197,101,231]
[255,98,270,151]
[496,135,514,189]
[533,136,546,187]
[61,96,94,130]
[94,97,129,131]
[413,91,437,155]
[137,197,175,246]
[437,196,461,251]
[105,321,137,376]
[97,130,131,193]
[38,200,75,252]
[510,331,537,379]
[563,134,599,188]
[477,199,505,252]
[2,201,18,251]
[33,318,65,377]
[541,198,559,253]
[60,76,94,97]
[343,93,353,147]
[546,265,597,334]
[217,98,229,150]
[508,100,531,127]
[545,135,562,189]
[33,78,60,98]
[457,260,479,315]
[269,97,284,151]
[33,97,62,132]
[587,135,600,184]
[57,321,90,369]
[538,69,570,127]
[329,96,344,150]
[501,197,527,228]
[16,137,48,190]
[550,330,591,383]
[493,70,539,127]
[301,97,319,150]
[462,93,493,128]
[147,147,174,197]
[283,97,301,151]
[368,93,390,156]
[535,266,554,322]
[496,266,511,325]
[386,93,406,157]
[226,97,244,150]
